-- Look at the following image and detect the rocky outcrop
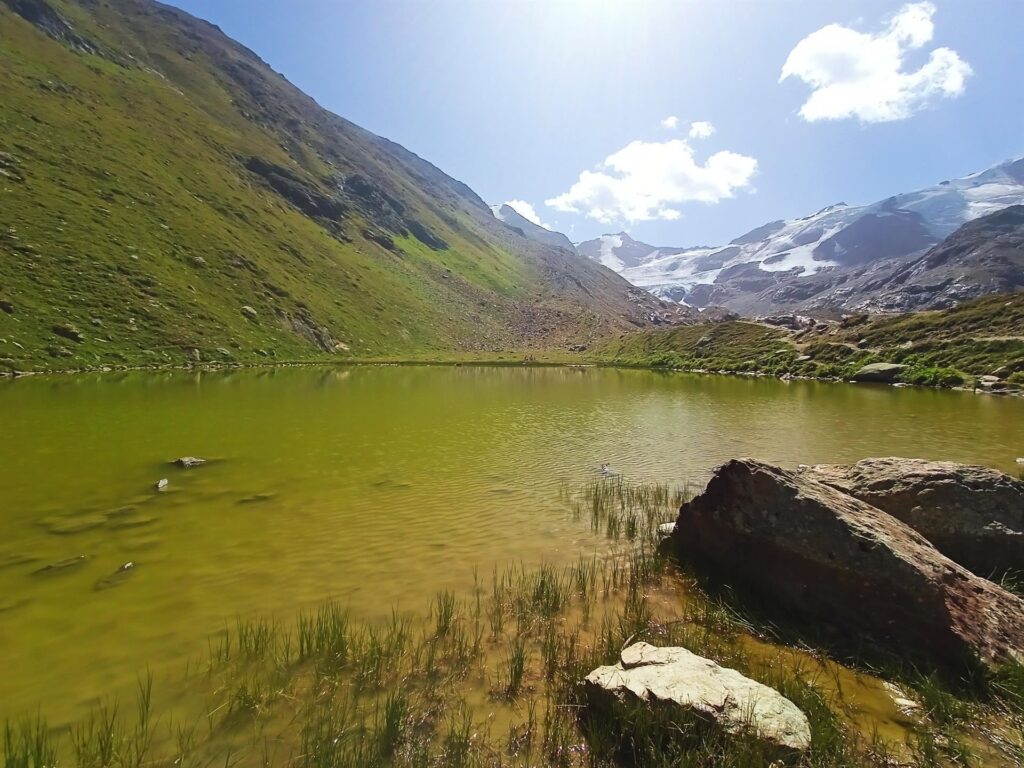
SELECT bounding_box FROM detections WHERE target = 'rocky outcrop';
[5,0,108,57]
[52,323,83,343]
[584,642,811,754]
[851,362,906,382]
[671,459,1024,669]
[800,458,1024,578]
[244,156,347,223]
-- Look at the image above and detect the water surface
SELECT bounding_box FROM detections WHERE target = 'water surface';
[2,365,1022,720]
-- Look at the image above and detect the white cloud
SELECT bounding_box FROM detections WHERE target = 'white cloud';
[545,139,757,224]
[688,121,715,139]
[780,2,971,123]
[503,200,552,230]
[660,115,680,130]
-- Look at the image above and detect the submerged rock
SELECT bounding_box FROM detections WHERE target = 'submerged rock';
[40,512,108,535]
[800,457,1024,577]
[172,456,207,469]
[33,554,87,575]
[0,597,29,613]
[671,459,1024,669]
[851,362,906,383]
[237,493,275,504]
[0,551,41,570]
[584,642,811,754]
[94,561,136,591]
[107,513,157,530]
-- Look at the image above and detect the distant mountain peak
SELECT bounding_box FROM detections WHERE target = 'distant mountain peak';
[578,156,1024,315]
[490,203,575,252]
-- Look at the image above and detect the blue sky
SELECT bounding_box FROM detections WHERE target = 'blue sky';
[167,0,1023,247]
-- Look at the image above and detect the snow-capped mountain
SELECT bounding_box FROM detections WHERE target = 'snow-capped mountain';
[581,157,1024,314]
[490,204,575,252]
[574,233,680,271]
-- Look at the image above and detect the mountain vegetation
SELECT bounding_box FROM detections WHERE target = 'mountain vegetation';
[592,292,1024,388]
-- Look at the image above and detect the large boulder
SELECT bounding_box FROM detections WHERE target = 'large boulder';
[584,642,811,754]
[799,458,1024,578]
[851,362,906,382]
[671,459,1024,669]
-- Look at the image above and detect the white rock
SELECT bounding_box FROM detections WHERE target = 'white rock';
[584,643,811,753]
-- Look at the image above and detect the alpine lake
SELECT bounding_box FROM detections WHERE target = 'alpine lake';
[2,365,1022,762]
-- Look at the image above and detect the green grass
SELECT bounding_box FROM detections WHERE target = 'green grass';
[590,322,800,375]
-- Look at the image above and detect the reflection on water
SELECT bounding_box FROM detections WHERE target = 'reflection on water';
[1,365,1022,720]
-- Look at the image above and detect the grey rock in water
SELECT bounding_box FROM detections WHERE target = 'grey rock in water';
[671,459,1024,669]
[584,642,811,754]
[155,478,168,491]
[799,457,1024,578]
[172,456,207,469]
[851,362,907,383]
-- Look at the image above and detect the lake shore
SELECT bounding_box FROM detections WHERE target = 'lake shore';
[5,355,1022,401]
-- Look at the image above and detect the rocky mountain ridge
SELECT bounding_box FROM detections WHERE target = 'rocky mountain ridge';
[578,158,1024,315]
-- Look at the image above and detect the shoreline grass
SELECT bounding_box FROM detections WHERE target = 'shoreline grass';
[3,479,1021,768]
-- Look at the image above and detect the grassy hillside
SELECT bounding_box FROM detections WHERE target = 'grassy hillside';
[591,321,797,374]
[592,293,1024,388]
[0,0,676,373]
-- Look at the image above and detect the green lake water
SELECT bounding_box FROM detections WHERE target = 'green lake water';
[2,365,1022,722]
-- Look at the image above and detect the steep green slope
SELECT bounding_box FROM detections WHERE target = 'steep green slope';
[0,0,680,372]
[592,293,1024,387]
